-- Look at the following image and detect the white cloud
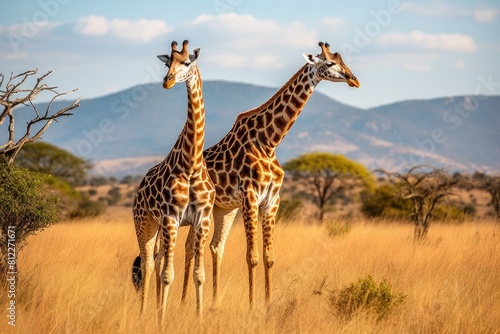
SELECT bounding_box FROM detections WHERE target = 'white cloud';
[473,9,500,22]
[205,53,246,67]
[378,30,476,53]
[74,16,109,35]
[355,52,439,72]
[400,3,457,17]
[183,13,317,70]
[401,2,499,22]
[0,51,29,61]
[320,17,346,29]
[204,52,281,69]
[2,21,60,36]
[74,16,172,43]
[185,13,317,49]
[252,54,281,69]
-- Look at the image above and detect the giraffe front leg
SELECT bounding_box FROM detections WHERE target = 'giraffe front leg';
[242,195,260,308]
[261,196,279,305]
[157,216,179,324]
[193,211,211,317]
[181,225,195,303]
[209,206,238,307]
[134,215,158,315]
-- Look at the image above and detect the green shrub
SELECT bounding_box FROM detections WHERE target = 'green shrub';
[69,195,106,218]
[107,187,122,205]
[433,203,476,222]
[330,275,406,321]
[0,164,60,273]
[361,184,412,219]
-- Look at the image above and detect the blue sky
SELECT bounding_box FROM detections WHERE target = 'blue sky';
[1,0,499,109]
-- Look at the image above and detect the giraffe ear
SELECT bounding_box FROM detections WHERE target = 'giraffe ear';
[157,54,170,66]
[189,48,200,62]
[303,53,319,65]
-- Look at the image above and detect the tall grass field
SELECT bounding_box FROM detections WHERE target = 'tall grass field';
[2,208,499,333]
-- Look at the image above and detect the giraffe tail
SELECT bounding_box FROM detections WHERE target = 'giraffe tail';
[131,255,142,291]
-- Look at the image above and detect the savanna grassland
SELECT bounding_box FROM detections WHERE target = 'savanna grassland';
[2,207,499,334]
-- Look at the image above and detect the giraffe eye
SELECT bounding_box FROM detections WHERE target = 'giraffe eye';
[182,61,191,66]
[326,62,336,67]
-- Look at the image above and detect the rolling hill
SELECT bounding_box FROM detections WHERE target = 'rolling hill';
[3,81,499,177]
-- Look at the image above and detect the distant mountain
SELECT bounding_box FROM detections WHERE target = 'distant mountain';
[3,81,499,177]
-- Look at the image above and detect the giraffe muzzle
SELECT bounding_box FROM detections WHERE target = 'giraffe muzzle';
[163,75,176,89]
[347,76,360,88]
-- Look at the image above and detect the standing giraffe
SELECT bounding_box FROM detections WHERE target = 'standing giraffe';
[133,40,214,320]
[185,41,360,307]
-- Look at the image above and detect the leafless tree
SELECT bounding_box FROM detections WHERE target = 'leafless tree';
[0,69,81,166]
[473,173,500,220]
[377,165,467,241]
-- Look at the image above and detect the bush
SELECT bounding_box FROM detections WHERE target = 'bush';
[433,203,476,222]
[0,164,60,273]
[69,195,106,218]
[361,184,412,219]
[107,187,122,205]
[330,275,406,321]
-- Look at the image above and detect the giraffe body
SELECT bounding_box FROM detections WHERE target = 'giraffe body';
[183,42,360,306]
[133,40,214,321]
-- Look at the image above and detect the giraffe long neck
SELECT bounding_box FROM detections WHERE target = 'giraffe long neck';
[173,66,206,172]
[237,64,318,151]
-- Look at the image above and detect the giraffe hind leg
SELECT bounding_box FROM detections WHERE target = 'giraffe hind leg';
[209,207,238,307]
[131,255,142,291]
[261,198,279,304]
[181,225,195,303]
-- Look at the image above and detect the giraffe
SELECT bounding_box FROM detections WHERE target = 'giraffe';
[181,41,360,307]
[132,40,215,321]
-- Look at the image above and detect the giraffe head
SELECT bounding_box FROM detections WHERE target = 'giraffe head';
[303,41,360,88]
[157,40,200,89]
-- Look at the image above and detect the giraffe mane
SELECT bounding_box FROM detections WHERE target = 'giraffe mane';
[235,63,308,122]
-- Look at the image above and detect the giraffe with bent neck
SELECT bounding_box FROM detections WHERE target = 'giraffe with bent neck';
[133,40,214,320]
[181,41,360,307]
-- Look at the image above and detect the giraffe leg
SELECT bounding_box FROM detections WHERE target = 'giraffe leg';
[242,195,260,308]
[181,225,195,303]
[157,216,179,324]
[209,206,238,307]
[155,238,165,308]
[193,210,211,317]
[134,214,158,315]
[261,196,279,304]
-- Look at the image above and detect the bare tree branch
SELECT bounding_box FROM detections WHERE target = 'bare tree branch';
[0,69,81,166]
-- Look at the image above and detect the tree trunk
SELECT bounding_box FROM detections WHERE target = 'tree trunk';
[318,209,324,224]
[414,223,424,241]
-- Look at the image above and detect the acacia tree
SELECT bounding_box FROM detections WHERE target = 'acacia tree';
[0,69,80,166]
[377,165,467,241]
[283,153,374,223]
[15,141,91,186]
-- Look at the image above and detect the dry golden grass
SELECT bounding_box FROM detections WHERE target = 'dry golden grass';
[3,207,500,333]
